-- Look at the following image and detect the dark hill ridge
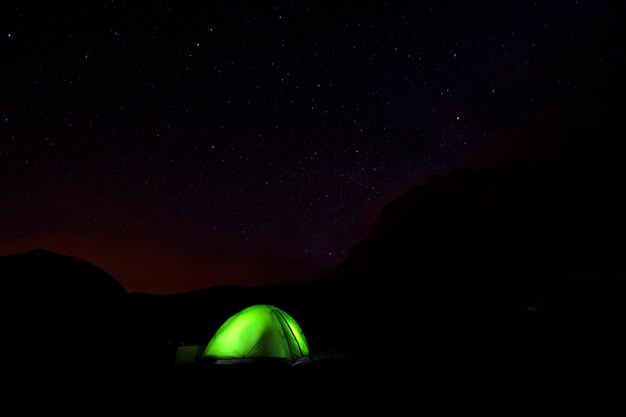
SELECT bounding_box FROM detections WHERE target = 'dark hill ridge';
[327,161,624,315]
[126,159,625,363]
[0,248,126,299]
[333,162,624,284]
[1,158,625,381]
[321,159,626,368]
[1,249,129,378]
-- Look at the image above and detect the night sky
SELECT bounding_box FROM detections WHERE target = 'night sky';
[1,1,623,293]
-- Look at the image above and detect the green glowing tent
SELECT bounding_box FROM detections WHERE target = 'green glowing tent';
[202,304,310,365]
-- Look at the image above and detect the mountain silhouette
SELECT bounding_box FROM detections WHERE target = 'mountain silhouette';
[1,249,129,379]
[2,155,624,384]
[324,157,626,371]
[122,156,625,369]
[332,160,624,291]
[1,248,126,298]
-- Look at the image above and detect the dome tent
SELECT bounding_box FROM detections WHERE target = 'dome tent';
[202,304,310,365]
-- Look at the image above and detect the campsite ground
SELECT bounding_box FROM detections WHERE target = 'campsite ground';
[11,319,625,408]
[109,347,623,407]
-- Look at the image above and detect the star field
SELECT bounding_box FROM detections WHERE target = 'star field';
[1,1,623,293]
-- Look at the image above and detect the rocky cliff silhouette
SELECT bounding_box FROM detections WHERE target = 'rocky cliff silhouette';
[322,157,625,368]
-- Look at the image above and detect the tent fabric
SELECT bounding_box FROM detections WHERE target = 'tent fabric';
[202,304,310,363]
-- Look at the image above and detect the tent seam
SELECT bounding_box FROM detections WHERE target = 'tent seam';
[273,307,304,359]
